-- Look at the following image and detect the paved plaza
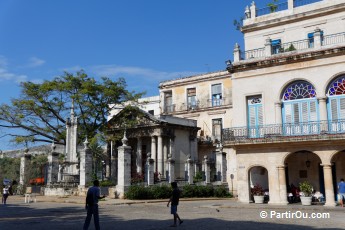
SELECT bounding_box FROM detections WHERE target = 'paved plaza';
[0,196,345,230]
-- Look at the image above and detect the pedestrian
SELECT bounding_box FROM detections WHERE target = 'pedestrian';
[167,182,183,227]
[83,180,106,230]
[338,178,345,207]
[2,185,9,205]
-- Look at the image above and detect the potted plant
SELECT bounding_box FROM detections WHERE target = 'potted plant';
[251,183,265,204]
[267,0,279,13]
[299,181,313,205]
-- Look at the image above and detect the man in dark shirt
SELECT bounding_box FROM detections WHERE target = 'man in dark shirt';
[83,180,106,230]
[167,182,183,227]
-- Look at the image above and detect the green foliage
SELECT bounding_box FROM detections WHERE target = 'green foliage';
[233,17,244,31]
[299,181,313,197]
[267,0,279,13]
[0,70,144,147]
[99,180,115,187]
[193,171,203,183]
[125,185,151,200]
[150,184,172,199]
[285,44,296,52]
[214,185,232,198]
[0,157,21,184]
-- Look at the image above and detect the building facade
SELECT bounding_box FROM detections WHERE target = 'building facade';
[224,0,345,205]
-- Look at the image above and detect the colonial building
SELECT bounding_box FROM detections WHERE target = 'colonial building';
[224,0,345,205]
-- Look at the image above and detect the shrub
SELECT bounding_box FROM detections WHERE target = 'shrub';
[125,185,150,200]
[181,184,195,198]
[193,172,203,183]
[150,184,172,199]
[100,180,115,187]
[214,185,231,198]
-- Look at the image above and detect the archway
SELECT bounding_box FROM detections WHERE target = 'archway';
[330,151,345,201]
[285,151,322,203]
[248,166,269,202]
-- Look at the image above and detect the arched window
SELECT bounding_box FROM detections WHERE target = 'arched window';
[327,75,345,122]
[282,81,318,135]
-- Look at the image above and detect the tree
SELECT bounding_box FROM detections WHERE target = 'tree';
[0,70,144,147]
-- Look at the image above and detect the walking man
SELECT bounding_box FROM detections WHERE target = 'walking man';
[167,182,183,227]
[83,180,106,230]
[338,178,345,207]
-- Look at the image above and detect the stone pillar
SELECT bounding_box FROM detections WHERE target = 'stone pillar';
[167,156,175,183]
[323,164,336,206]
[216,145,227,183]
[19,149,31,186]
[233,43,241,62]
[58,164,64,182]
[186,156,194,184]
[110,141,117,184]
[79,139,93,187]
[147,154,155,186]
[265,38,272,57]
[170,136,175,159]
[117,132,132,198]
[47,143,59,185]
[318,97,328,132]
[151,136,157,172]
[204,156,210,184]
[314,27,322,49]
[275,102,282,125]
[163,139,168,176]
[157,135,164,179]
[277,165,288,204]
[136,137,142,174]
[250,1,256,19]
[288,0,293,10]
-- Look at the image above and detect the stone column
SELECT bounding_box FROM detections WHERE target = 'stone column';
[79,139,93,187]
[277,165,288,204]
[250,1,256,19]
[233,43,241,62]
[314,27,323,49]
[146,154,155,186]
[170,136,175,159]
[186,156,194,184]
[265,38,272,57]
[47,143,59,185]
[136,137,142,174]
[157,135,164,179]
[204,155,210,184]
[117,132,132,198]
[323,164,336,206]
[20,149,31,186]
[163,139,168,177]
[167,156,175,183]
[288,0,293,10]
[216,144,226,182]
[275,102,282,125]
[318,97,328,132]
[110,141,117,184]
[151,136,157,172]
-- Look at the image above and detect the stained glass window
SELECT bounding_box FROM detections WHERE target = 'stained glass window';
[282,81,316,101]
[328,75,345,96]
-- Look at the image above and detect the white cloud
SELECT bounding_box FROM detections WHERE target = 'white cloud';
[27,57,45,67]
[0,55,28,83]
[91,64,201,82]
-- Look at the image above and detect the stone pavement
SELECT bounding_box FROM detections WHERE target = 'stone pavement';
[1,195,345,230]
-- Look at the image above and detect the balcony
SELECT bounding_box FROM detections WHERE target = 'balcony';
[222,119,345,145]
[254,0,323,17]
[239,32,345,61]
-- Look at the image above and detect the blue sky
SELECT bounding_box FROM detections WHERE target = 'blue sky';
[0,0,273,150]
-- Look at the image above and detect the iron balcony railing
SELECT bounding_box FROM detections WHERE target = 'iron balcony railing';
[222,119,345,144]
[164,97,232,114]
[256,0,322,17]
[241,31,345,60]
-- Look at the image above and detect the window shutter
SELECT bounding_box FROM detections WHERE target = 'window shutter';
[330,98,338,120]
[249,106,256,127]
[339,97,345,119]
[301,101,308,122]
[212,84,222,95]
[293,103,300,123]
[258,105,263,125]
[284,103,292,123]
[309,100,317,121]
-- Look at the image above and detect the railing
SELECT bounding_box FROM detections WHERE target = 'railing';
[223,119,345,144]
[294,0,322,8]
[240,31,345,60]
[256,2,288,17]
[244,48,265,60]
[322,32,345,46]
[280,39,311,52]
[163,104,175,114]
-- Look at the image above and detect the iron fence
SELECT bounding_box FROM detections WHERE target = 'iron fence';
[322,32,345,46]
